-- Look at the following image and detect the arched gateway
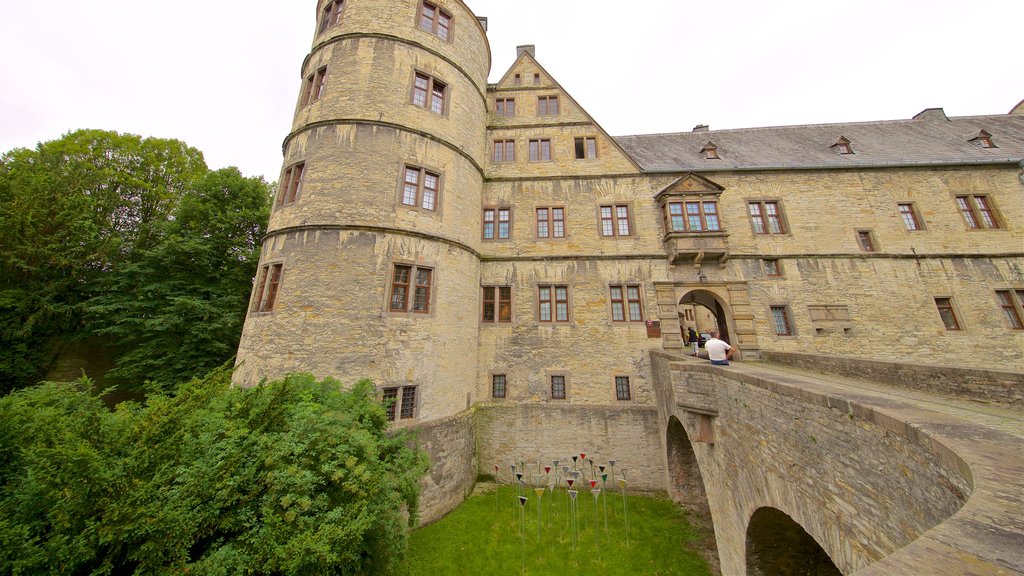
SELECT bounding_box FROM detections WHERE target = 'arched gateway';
[652,282,761,359]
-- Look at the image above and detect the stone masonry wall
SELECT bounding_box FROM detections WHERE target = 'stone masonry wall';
[413,410,477,525]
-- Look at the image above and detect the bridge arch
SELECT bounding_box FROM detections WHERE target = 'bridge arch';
[666,415,711,515]
[745,506,841,576]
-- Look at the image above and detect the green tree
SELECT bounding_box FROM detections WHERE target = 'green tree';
[83,168,271,390]
[0,371,427,575]
[0,130,207,392]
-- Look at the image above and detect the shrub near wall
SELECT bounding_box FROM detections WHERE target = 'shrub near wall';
[0,371,427,576]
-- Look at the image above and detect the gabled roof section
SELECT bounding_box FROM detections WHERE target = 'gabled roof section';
[654,173,725,201]
[489,48,642,173]
[1010,99,1024,115]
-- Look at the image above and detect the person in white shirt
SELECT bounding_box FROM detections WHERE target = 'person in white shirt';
[705,330,735,366]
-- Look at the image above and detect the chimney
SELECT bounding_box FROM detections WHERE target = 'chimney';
[477,17,488,32]
[517,45,536,59]
[693,124,709,132]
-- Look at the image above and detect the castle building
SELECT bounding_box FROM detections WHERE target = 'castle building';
[234,0,1023,522]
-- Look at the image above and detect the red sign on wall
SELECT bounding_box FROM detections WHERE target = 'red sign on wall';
[646,319,661,338]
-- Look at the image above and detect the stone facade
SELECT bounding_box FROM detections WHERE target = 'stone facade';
[233,0,1024,544]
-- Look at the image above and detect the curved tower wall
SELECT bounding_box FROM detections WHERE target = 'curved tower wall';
[235,0,489,423]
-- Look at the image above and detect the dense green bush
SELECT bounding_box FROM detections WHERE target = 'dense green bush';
[0,371,427,575]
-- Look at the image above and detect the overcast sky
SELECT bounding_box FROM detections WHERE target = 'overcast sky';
[1,0,1021,181]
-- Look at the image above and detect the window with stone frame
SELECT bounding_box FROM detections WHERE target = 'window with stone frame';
[550,374,567,400]
[382,386,418,421]
[956,195,1002,229]
[897,203,924,231]
[538,285,569,323]
[763,259,782,278]
[615,376,631,401]
[401,166,440,211]
[536,207,565,239]
[389,264,432,314]
[483,207,511,240]
[491,374,507,398]
[537,95,559,116]
[318,0,344,34]
[856,230,877,252]
[482,286,512,323]
[665,200,720,232]
[495,98,515,117]
[574,137,597,159]
[528,139,551,162]
[934,297,961,330]
[412,72,447,114]
[600,204,632,237]
[609,285,643,322]
[748,201,787,235]
[275,163,305,208]
[770,305,794,336]
[251,263,283,314]
[493,139,515,163]
[995,290,1024,330]
[301,67,328,106]
[417,1,451,41]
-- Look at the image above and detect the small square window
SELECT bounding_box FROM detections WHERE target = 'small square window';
[748,201,787,235]
[533,73,541,85]
[537,96,559,116]
[529,139,551,162]
[382,386,418,421]
[495,98,515,117]
[482,208,511,240]
[492,374,507,398]
[600,205,632,237]
[389,264,432,314]
[418,1,451,41]
[763,259,782,277]
[856,230,876,252]
[615,376,631,401]
[536,207,565,239]
[609,285,643,322]
[482,286,512,323]
[538,285,569,323]
[574,137,597,159]
[412,72,447,114]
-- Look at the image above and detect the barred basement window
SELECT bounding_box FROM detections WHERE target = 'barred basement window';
[956,195,1001,229]
[251,263,283,313]
[610,285,643,322]
[600,205,632,237]
[400,386,417,419]
[482,286,512,323]
[575,137,597,159]
[550,374,566,400]
[537,95,559,116]
[418,1,451,41]
[382,387,398,421]
[301,67,328,106]
[275,163,305,207]
[389,264,432,314]
[538,285,569,323]
[318,0,344,34]
[748,201,786,235]
[934,297,961,331]
[492,374,507,398]
[401,166,440,210]
[770,305,794,336]
[615,376,631,401]
[382,386,418,421]
[412,72,447,114]
[995,290,1024,330]
[495,98,515,117]
[536,207,565,238]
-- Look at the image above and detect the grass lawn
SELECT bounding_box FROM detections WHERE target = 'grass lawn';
[402,483,712,575]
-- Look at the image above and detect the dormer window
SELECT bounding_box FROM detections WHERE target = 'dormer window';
[969,130,997,149]
[831,136,854,155]
[700,141,720,160]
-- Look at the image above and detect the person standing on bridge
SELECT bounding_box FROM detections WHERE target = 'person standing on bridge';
[705,330,735,366]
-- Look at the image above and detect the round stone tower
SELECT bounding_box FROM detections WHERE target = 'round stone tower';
[235,0,490,424]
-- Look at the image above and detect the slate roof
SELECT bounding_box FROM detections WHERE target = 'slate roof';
[614,110,1024,173]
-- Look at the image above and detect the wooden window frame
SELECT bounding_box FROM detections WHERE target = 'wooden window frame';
[318,0,345,34]
[301,67,328,106]
[934,297,962,331]
[769,304,795,337]
[536,206,566,239]
[417,1,452,41]
[491,373,507,399]
[599,204,633,237]
[537,284,570,323]
[400,165,441,211]
[275,162,305,208]
[513,73,521,86]
[411,71,448,115]
[482,207,511,240]
[609,284,644,323]
[382,386,418,421]
[856,229,877,252]
[748,200,788,235]
[995,290,1024,330]
[897,202,924,231]
[763,259,783,278]
[495,98,515,117]
[547,371,569,401]
[614,376,631,401]
[574,137,597,160]
[528,139,552,162]
[537,95,559,116]
[482,285,512,324]
[388,263,434,315]
[665,198,720,233]
[533,73,541,85]
[250,262,284,314]
[492,139,515,163]
[955,195,1002,230]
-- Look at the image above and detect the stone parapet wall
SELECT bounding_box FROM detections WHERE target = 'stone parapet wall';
[413,410,477,525]
[761,351,1024,407]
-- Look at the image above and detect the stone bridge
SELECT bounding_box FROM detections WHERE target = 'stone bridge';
[651,351,1024,575]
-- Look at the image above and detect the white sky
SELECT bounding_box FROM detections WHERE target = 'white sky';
[1,0,1021,181]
